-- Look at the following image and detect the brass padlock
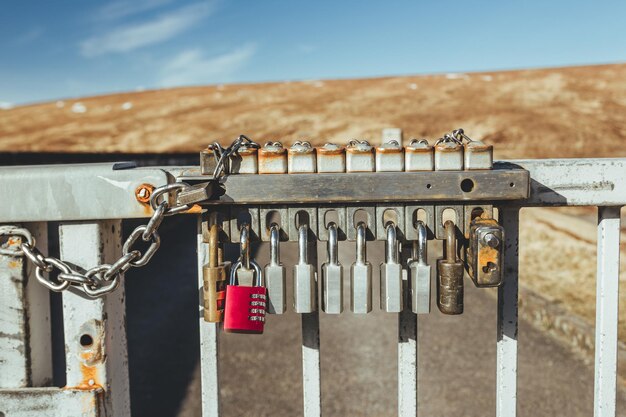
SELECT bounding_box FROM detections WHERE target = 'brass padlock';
[467,217,504,287]
[202,223,230,322]
[437,220,464,315]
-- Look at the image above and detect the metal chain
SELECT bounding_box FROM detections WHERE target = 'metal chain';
[0,182,191,298]
[208,134,259,179]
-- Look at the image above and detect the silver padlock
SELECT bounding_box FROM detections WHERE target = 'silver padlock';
[293,224,317,313]
[408,221,431,314]
[380,223,403,312]
[434,135,464,171]
[375,140,404,172]
[453,128,493,170]
[346,140,375,172]
[288,141,317,173]
[317,143,346,173]
[265,224,286,314]
[230,144,259,174]
[322,223,343,314]
[258,141,288,174]
[350,222,372,314]
[405,139,434,171]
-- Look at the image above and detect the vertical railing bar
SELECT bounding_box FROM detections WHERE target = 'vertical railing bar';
[593,206,621,417]
[197,215,221,417]
[302,238,321,417]
[59,221,131,416]
[496,208,519,417]
[0,222,52,388]
[398,246,417,417]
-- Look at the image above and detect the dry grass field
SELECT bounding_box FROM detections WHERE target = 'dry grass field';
[1,63,625,359]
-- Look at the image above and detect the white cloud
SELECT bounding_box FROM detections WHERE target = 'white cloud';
[14,28,43,45]
[95,0,174,21]
[158,44,256,87]
[0,101,14,110]
[80,2,215,57]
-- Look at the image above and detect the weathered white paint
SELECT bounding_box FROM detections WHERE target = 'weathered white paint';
[594,206,621,417]
[497,208,519,417]
[301,241,321,417]
[59,221,130,417]
[197,217,221,417]
[0,164,169,222]
[498,158,626,206]
[398,308,417,417]
[0,222,52,388]
[0,387,104,416]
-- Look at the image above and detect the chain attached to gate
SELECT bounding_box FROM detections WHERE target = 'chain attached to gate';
[1,183,190,297]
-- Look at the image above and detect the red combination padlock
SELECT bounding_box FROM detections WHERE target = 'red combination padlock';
[224,260,266,334]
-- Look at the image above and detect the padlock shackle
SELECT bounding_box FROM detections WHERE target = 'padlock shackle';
[355,222,367,264]
[416,220,427,265]
[208,223,219,268]
[385,222,398,264]
[327,222,338,265]
[229,259,264,287]
[297,224,309,264]
[444,220,457,262]
[269,223,280,265]
[239,223,251,270]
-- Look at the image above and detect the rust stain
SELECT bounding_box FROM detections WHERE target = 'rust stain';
[8,260,20,269]
[184,204,203,214]
[135,183,155,204]
[479,245,500,264]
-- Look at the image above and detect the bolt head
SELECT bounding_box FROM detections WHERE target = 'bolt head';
[482,232,500,248]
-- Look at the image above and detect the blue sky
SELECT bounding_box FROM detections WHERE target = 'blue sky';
[1,0,625,105]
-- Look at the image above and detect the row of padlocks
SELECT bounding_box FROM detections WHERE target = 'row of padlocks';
[193,129,520,334]
[200,129,493,174]
[203,215,503,334]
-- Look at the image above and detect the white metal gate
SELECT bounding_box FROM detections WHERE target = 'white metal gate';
[0,157,623,416]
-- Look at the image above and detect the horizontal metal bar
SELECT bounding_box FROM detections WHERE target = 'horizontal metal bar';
[0,387,104,416]
[498,158,626,207]
[0,163,170,222]
[177,169,529,204]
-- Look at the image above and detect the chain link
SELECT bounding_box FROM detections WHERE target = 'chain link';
[3,181,191,298]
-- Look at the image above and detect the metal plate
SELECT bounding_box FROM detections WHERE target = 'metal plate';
[287,207,318,241]
[259,206,289,241]
[404,205,435,241]
[178,169,529,204]
[376,205,405,240]
[435,205,465,239]
[317,206,347,241]
[346,205,376,241]
[229,206,260,242]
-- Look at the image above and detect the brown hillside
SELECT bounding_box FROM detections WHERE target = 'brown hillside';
[1,64,626,157]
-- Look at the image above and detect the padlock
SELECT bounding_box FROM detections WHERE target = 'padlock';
[202,223,229,322]
[317,143,346,173]
[200,143,227,176]
[405,139,434,171]
[293,224,317,313]
[288,141,317,173]
[322,223,343,314]
[258,141,288,174]
[375,140,404,172]
[437,220,464,315]
[453,128,493,170]
[434,135,464,171]
[233,223,256,286]
[350,222,372,313]
[229,144,259,174]
[408,221,431,314]
[346,140,375,172]
[224,224,266,334]
[265,224,287,314]
[380,223,403,312]
[467,217,504,287]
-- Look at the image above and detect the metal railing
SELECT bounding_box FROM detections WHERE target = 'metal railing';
[0,156,623,416]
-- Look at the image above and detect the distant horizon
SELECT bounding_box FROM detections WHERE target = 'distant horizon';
[3,61,624,109]
[2,1,625,106]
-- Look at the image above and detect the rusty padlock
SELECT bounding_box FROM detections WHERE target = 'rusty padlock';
[437,220,464,315]
[224,225,267,333]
